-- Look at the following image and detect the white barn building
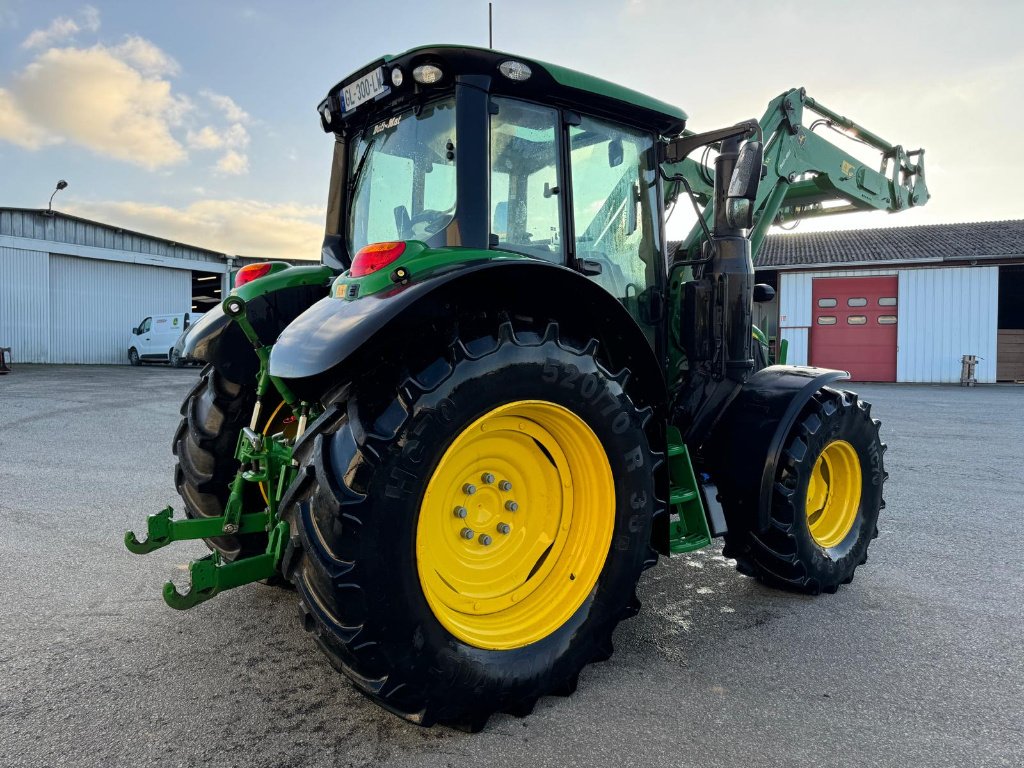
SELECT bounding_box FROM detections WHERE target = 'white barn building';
[0,207,260,365]
[755,221,1024,384]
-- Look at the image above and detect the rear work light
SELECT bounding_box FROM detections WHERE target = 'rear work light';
[350,241,406,277]
[234,262,273,287]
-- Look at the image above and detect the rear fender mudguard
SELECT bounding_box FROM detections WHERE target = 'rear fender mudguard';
[702,365,849,534]
[182,265,333,384]
[269,260,667,409]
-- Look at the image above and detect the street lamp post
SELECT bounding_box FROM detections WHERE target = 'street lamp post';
[47,179,68,214]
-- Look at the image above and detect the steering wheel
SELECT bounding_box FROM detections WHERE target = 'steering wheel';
[405,209,448,240]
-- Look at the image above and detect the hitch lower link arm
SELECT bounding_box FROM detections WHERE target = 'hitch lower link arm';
[123,506,284,610]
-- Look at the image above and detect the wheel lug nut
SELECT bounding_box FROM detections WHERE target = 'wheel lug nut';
[497,522,511,535]
[460,528,475,540]
[481,472,495,484]
[463,483,477,495]
[453,506,468,519]
[479,534,493,546]
[505,500,519,512]
[499,480,512,491]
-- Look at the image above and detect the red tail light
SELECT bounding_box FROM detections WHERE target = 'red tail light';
[235,262,273,287]
[350,242,406,277]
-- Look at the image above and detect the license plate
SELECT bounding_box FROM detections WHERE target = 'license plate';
[342,67,389,113]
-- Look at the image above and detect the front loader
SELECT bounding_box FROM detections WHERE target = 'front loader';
[126,45,926,730]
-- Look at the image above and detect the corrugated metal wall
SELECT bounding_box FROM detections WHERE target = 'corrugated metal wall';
[48,255,191,364]
[897,267,998,383]
[779,266,999,382]
[0,246,49,362]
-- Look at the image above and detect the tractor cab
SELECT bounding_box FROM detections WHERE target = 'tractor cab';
[318,45,688,334]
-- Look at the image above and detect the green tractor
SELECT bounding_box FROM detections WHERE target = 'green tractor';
[126,45,927,729]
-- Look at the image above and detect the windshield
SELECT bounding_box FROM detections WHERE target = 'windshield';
[347,97,457,253]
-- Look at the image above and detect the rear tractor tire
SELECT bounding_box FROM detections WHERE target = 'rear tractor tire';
[280,322,662,729]
[723,387,887,594]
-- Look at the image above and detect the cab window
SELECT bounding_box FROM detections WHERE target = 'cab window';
[347,97,457,251]
[569,118,660,303]
[140,317,152,333]
[489,98,563,263]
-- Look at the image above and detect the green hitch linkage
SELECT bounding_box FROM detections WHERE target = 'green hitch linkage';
[124,506,271,555]
[124,409,297,608]
[161,521,288,610]
[124,507,285,610]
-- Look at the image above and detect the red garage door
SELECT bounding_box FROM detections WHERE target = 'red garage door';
[810,276,898,382]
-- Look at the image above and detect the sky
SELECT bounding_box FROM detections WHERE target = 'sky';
[1,0,1022,259]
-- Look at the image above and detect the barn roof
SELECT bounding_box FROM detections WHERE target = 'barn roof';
[756,220,1024,269]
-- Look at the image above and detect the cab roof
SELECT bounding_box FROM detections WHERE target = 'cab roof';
[323,44,688,136]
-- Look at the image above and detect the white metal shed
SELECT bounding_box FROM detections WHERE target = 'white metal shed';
[757,221,1024,384]
[0,208,233,364]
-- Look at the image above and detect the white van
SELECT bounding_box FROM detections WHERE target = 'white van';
[127,312,203,366]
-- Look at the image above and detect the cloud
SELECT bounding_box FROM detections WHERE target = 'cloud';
[3,14,252,175]
[111,35,180,77]
[8,43,189,169]
[66,199,324,259]
[21,5,100,49]
[215,149,249,175]
[187,121,250,174]
[187,123,249,150]
[0,88,60,149]
[201,90,250,124]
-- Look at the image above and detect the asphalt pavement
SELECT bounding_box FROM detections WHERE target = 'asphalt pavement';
[1,365,1021,767]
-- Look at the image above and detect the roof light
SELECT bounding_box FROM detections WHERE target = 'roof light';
[350,241,406,277]
[413,64,443,84]
[234,262,273,287]
[498,60,532,81]
[390,67,404,87]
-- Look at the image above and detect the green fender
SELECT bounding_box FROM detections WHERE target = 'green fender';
[268,258,668,415]
[182,263,334,383]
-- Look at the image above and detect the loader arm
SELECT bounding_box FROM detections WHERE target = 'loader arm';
[666,87,928,261]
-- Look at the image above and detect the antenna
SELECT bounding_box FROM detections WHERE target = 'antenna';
[489,2,493,49]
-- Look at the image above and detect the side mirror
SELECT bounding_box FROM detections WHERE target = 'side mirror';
[608,138,624,168]
[132,326,140,335]
[753,283,776,303]
[726,140,764,230]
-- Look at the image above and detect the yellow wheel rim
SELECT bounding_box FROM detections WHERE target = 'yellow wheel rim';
[805,439,862,549]
[416,400,615,650]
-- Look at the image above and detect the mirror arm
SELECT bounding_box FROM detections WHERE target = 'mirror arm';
[663,120,760,164]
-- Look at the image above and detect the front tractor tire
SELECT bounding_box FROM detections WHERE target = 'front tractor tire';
[281,323,661,730]
[723,387,887,594]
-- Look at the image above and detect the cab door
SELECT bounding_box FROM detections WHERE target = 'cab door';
[566,116,662,345]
